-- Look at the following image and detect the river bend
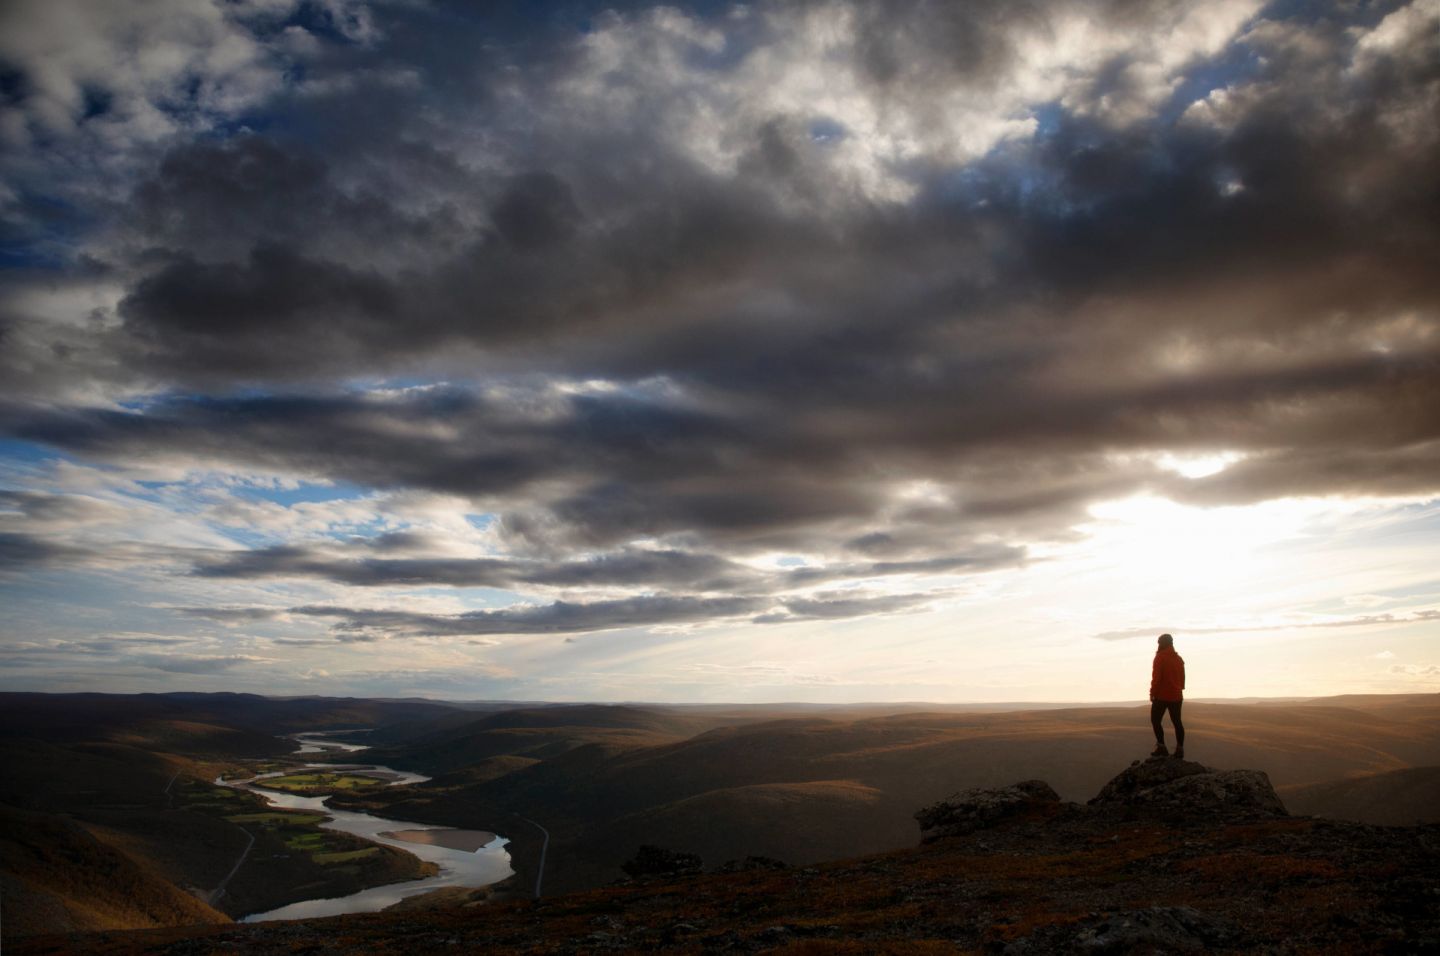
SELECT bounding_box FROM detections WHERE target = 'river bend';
[220,732,512,921]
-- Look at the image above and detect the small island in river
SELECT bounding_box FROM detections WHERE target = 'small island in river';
[252,771,392,797]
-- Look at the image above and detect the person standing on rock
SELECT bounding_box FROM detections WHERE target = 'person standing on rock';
[1150,633,1185,759]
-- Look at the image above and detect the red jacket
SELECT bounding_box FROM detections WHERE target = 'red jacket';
[1151,647,1185,701]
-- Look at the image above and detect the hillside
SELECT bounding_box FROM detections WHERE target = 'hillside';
[0,692,465,745]
[355,704,760,775]
[0,692,460,937]
[1280,765,1440,825]
[5,692,1437,941]
[15,759,1439,954]
[0,805,229,937]
[329,695,1440,894]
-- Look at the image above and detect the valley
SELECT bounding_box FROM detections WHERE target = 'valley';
[3,691,1438,944]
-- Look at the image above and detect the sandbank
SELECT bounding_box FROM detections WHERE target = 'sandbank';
[380,828,499,852]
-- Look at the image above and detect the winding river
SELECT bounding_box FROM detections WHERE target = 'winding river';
[220,732,513,922]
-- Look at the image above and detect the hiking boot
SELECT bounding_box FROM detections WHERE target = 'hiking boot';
[1150,743,1169,757]
[1173,748,1185,760]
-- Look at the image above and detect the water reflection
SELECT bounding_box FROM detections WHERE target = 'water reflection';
[222,732,512,921]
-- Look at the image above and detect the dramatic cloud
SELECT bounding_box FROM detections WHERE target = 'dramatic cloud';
[290,595,771,639]
[134,652,274,674]
[2,0,1437,697]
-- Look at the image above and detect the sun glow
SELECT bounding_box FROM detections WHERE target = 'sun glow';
[1155,451,1246,479]
[1077,495,1310,587]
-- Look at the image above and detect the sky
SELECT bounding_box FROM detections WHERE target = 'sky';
[1,0,1437,703]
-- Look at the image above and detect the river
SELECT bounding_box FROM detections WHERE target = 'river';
[220,732,513,922]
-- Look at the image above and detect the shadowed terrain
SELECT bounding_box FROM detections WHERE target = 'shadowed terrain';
[1280,765,1440,826]
[0,693,459,938]
[12,758,1439,954]
[3,692,1438,942]
[326,695,1440,894]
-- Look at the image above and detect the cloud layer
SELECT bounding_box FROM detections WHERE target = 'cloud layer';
[2,0,1438,688]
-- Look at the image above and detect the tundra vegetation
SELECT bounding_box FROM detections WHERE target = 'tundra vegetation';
[2,691,1438,944]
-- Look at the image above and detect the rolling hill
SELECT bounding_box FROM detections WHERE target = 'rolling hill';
[14,758,1439,954]
[5,691,1438,938]
[329,694,1440,894]
[1280,765,1440,825]
[0,805,229,937]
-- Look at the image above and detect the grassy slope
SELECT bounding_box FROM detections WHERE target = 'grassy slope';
[1280,765,1440,825]
[0,741,440,935]
[356,703,746,775]
[6,692,1437,935]
[334,695,1440,893]
[0,692,464,744]
[0,805,228,940]
[16,799,1440,954]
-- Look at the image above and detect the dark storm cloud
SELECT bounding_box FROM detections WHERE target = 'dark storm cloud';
[56,636,192,654]
[134,653,269,674]
[291,594,769,638]
[189,539,1026,598]
[0,531,174,572]
[754,591,941,624]
[0,532,89,571]
[280,587,948,640]
[192,543,763,591]
[171,606,288,624]
[3,0,1439,633]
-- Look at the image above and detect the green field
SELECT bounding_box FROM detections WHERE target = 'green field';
[220,801,390,869]
[254,772,389,794]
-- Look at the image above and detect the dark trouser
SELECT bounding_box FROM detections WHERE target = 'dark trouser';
[1151,699,1184,748]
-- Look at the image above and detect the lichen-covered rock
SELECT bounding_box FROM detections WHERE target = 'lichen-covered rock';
[1004,905,1241,953]
[1089,759,1287,819]
[621,845,703,880]
[1089,758,1210,803]
[712,855,788,874]
[915,779,1061,842]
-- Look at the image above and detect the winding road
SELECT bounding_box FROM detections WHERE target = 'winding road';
[209,827,256,904]
[517,816,550,898]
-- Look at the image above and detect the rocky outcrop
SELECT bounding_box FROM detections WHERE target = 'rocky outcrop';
[14,759,1439,955]
[711,855,788,874]
[620,845,703,880]
[917,761,1288,845]
[915,779,1060,843]
[1003,906,1242,954]
[1089,758,1288,819]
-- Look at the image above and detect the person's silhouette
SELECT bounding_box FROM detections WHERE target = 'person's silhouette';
[1150,633,1186,759]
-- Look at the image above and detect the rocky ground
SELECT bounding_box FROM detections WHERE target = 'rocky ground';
[14,759,1440,954]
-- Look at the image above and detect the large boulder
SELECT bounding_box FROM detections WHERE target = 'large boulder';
[916,780,1061,843]
[1089,758,1287,819]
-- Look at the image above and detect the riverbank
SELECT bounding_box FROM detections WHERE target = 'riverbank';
[224,735,513,921]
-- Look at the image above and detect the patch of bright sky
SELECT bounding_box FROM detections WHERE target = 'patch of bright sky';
[408,586,526,611]
[0,440,75,480]
[465,513,497,532]
[235,479,369,507]
[1155,451,1246,479]
[1158,38,1263,124]
[526,492,1440,705]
